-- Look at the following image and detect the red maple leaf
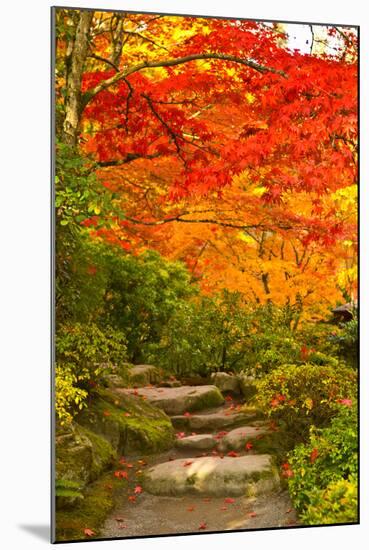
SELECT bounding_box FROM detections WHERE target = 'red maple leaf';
[114,470,128,479]
[310,448,319,463]
[245,442,253,451]
[198,522,207,530]
[224,497,235,504]
[84,528,95,537]
[134,485,143,494]
[227,451,240,457]
[337,398,353,407]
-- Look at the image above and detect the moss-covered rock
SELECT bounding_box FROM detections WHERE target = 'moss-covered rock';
[128,364,162,387]
[238,374,257,401]
[55,423,116,509]
[77,388,175,455]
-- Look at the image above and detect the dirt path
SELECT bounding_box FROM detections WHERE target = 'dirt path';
[102,489,297,537]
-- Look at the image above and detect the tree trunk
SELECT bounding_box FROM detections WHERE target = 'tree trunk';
[62,10,93,146]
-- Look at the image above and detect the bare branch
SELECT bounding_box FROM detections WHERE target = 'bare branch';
[88,53,119,71]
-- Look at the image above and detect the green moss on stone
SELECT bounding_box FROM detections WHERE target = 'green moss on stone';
[77,387,174,455]
[187,386,224,412]
[81,426,117,481]
[55,471,126,542]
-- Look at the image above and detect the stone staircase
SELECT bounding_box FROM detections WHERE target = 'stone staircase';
[116,384,280,498]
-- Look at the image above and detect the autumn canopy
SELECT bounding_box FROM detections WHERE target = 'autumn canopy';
[55,10,357,323]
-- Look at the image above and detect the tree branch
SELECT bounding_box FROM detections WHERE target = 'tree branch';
[123,214,293,231]
[96,152,161,167]
[82,53,287,108]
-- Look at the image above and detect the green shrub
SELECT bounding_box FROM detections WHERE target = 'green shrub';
[302,477,358,525]
[287,400,358,525]
[254,363,357,441]
[100,249,196,362]
[55,323,128,423]
[146,290,252,378]
[248,333,301,375]
[307,350,339,367]
[55,364,88,425]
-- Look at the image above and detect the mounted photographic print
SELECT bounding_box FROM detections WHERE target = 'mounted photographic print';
[52,5,359,543]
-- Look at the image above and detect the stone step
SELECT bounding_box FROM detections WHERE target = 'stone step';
[175,424,270,452]
[142,455,280,497]
[115,385,224,415]
[217,425,271,452]
[171,408,261,431]
[175,434,217,451]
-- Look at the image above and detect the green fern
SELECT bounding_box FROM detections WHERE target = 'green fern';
[56,479,84,500]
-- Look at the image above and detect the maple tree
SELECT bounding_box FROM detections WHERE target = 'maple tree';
[55,8,357,323]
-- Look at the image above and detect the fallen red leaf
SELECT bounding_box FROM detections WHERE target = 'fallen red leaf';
[248,512,257,518]
[220,506,228,511]
[245,442,253,451]
[103,410,111,417]
[286,508,293,514]
[176,432,186,439]
[225,395,233,402]
[124,412,131,417]
[187,506,195,512]
[183,460,193,467]
[117,525,127,529]
[310,448,319,463]
[134,485,143,494]
[126,463,133,468]
[184,411,192,417]
[84,528,95,537]
[227,451,240,457]
[128,495,136,502]
[114,470,128,479]
[224,498,235,504]
[198,522,207,530]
